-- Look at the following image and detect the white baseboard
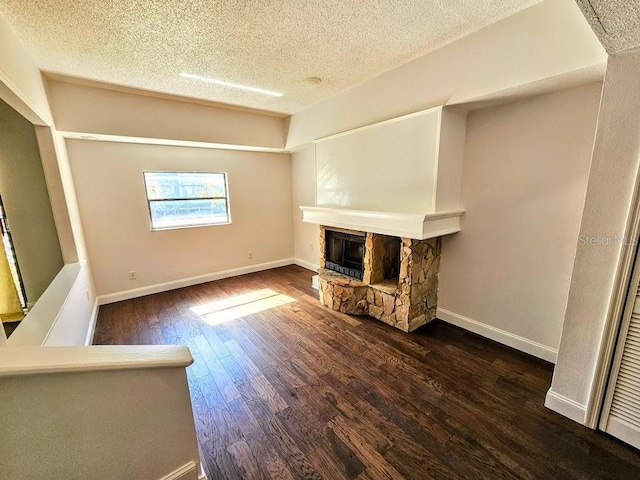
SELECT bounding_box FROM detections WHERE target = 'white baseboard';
[97,258,294,305]
[198,462,207,480]
[544,389,587,425]
[159,461,200,480]
[294,258,319,272]
[436,308,558,363]
[84,297,100,346]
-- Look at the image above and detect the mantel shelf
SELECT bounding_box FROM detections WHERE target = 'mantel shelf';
[300,206,464,240]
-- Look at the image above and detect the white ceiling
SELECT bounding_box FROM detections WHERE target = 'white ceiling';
[575,0,640,54]
[0,1,543,114]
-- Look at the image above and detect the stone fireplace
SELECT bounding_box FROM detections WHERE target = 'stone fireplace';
[318,225,441,332]
[300,106,466,332]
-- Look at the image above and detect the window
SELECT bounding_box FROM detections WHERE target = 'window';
[143,171,230,230]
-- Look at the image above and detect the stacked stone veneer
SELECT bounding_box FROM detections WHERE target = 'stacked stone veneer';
[318,226,442,332]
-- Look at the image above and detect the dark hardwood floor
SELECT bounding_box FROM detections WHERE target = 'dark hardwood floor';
[94,265,640,479]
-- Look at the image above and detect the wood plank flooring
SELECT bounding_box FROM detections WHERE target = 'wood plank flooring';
[94,265,640,479]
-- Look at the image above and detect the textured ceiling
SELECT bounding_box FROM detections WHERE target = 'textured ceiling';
[0,0,543,114]
[574,0,640,54]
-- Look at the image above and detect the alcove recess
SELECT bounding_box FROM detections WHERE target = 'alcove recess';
[302,105,466,332]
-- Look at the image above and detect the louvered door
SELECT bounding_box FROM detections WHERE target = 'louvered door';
[600,268,640,448]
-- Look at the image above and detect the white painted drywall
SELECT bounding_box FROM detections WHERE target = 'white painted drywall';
[315,108,441,213]
[286,0,606,149]
[0,18,97,347]
[0,12,52,125]
[435,109,467,213]
[439,82,602,359]
[549,50,640,413]
[47,79,286,149]
[0,358,200,479]
[8,263,96,347]
[33,126,78,263]
[0,98,64,303]
[31,129,99,346]
[292,144,319,271]
[66,139,293,297]
[43,264,95,346]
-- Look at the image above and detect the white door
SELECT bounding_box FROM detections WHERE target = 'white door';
[600,250,640,448]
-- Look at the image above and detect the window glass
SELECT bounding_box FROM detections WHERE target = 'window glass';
[143,172,230,230]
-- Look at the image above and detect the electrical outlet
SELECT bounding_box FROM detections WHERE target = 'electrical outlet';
[310,241,314,250]
[248,251,253,259]
[129,270,137,280]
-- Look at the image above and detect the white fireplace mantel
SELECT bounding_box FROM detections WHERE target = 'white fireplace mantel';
[300,206,464,240]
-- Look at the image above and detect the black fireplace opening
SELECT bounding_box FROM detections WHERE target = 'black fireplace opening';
[325,229,365,280]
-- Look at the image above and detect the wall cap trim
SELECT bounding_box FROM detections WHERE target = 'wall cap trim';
[8,263,83,347]
[0,344,193,377]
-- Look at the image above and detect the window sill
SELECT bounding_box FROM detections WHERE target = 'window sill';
[151,221,232,232]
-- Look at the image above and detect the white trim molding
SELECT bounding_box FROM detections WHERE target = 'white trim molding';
[198,462,207,480]
[8,263,82,347]
[0,345,193,377]
[60,131,288,154]
[0,70,53,126]
[437,308,558,363]
[314,105,442,143]
[294,258,319,272]
[159,461,201,480]
[544,389,587,425]
[97,258,294,305]
[84,297,100,346]
[300,206,464,240]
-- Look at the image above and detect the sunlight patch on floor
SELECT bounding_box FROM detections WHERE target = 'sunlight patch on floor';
[190,288,295,326]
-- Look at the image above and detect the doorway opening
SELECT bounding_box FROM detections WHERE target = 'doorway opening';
[0,195,27,337]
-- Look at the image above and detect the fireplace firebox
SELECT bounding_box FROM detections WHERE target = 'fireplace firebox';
[325,229,365,280]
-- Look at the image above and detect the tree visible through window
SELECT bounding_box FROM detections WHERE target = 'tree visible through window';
[143,171,230,230]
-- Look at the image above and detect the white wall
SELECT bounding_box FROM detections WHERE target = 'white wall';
[315,108,441,213]
[0,346,200,480]
[0,14,97,346]
[289,84,604,365]
[0,98,64,303]
[47,79,286,149]
[8,264,96,347]
[34,127,79,264]
[438,82,603,362]
[286,0,606,149]
[292,144,319,271]
[66,139,293,299]
[548,50,640,424]
[0,13,51,125]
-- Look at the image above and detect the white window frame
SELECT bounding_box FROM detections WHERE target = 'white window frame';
[142,171,231,231]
